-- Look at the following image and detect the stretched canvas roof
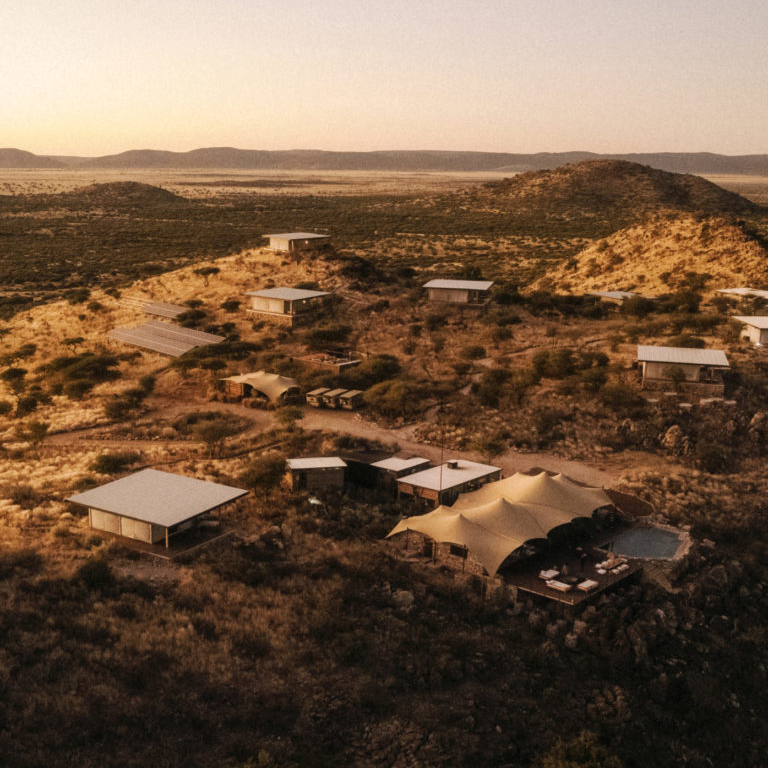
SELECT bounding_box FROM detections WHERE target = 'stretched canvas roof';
[637,345,729,368]
[244,287,329,301]
[388,472,612,576]
[423,279,494,291]
[223,370,299,402]
[67,469,247,528]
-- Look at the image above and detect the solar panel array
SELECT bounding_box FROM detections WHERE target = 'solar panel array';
[109,320,225,357]
[121,296,187,319]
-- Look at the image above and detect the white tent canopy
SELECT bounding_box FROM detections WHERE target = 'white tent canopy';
[387,472,613,576]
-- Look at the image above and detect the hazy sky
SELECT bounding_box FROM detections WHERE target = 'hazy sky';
[4,0,767,156]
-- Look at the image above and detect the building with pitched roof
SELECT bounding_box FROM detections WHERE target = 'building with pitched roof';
[733,316,768,347]
[637,345,730,394]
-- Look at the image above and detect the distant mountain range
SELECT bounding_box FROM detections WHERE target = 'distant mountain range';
[2,146,768,174]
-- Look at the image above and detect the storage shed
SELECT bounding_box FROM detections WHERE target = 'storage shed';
[733,316,768,347]
[423,279,494,305]
[396,459,502,507]
[67,469,248,549]
[286,457,346,493]
[264,232,329,253]
[222,371,300,406]
[244,287,330,327]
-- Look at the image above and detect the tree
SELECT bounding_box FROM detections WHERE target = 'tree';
[15,419,49,458]
[1,367,27,396]
[275,405,303,432]
[239,454,287,495]
[63,336,85,353]
[193,419,240,457]
[194,266,220,286]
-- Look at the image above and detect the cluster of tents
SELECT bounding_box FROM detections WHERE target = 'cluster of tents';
[387,471,613,576]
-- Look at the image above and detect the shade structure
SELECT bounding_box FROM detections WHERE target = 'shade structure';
[223,370,299,403]
[387,472,612,576]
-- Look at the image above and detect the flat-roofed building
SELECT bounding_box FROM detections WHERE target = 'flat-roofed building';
[286,457,346,493]
[244,287,330,327]
[733,316,768,347]
[637,345,730,395]
[67,469,247,549]
[397,459,502,507]
[264,232,329,253]
[423,279,494,306]
[371,455,432,496]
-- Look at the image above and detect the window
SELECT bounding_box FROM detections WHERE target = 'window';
[449,544,468,559]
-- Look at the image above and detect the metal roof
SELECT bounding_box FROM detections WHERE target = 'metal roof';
[733,315,768,329]
[423,279,494,291]
[323,388,348,397]
[637,345,730,367]
[371,456,432,473]
[398,460,501,492]
[287,457,347,470]
[307,387,331,396]
[339,389,363,398]
[109,320,225,357]
[244,287,330,301]
[588,290,653,301]
[717,287,768,299]
[264,232,329,240]
[67,469,247,528]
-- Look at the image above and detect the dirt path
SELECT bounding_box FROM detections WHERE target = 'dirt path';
[46,400,643,488]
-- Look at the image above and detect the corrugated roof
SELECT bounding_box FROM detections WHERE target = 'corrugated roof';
[398,460,501,492]
[142,301,187,319]
[423,279,494,291]
[339,389,363,398]
[67,469,247,528]
[637,345,729,367]
[109,320,225,357]
[307,387,331,396]
[734,315,768,329]
[244,287,330,301]
[371,456,432,472]
[264,232,329,240]
[288,457,347,470]
[717,287,768,299]
[323,388,348,397]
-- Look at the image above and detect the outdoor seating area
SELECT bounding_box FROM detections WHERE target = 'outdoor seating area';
[506,540,643,605]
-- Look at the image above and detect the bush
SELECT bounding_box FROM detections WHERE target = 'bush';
[90,452,140,474]
[460,345,486,360]
[76,555,115,590]
[239,454,287,493]
[341,354,401,390]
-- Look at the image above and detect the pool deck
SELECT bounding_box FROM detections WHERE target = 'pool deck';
[504,545,643,607]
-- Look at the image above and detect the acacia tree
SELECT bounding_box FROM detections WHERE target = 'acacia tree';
[15,419,49,459]
[194,266,220,286]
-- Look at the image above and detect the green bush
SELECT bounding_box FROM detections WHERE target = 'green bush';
[90,452,140,474]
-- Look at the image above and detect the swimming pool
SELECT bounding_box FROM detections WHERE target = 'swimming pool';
[608,527,682,559]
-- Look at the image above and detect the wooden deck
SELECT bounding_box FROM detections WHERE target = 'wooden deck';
[503,544,643,606]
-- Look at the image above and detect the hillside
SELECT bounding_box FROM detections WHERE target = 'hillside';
[3,146,768,173]
[0,148,65,169]
[534,213,768,294]
[62,181,187,208]
[473,160,761,220]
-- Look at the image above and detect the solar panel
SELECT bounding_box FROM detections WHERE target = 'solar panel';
[142,301,187,319]
[109,321,225,357]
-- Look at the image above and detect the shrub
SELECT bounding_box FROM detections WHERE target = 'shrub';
[221,299,241,312]
[460,345,486,360]
[341,354,401,390]
[90,452,140,474]
[76,555,115,590]
[239,454,287,493]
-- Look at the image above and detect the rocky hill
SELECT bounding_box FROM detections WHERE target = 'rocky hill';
[61,181,187,208]
[473,160,761,221]
[0,148,65,168]
[534,213,768,294]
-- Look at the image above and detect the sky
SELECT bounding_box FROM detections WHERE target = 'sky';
[3,0,768,156]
